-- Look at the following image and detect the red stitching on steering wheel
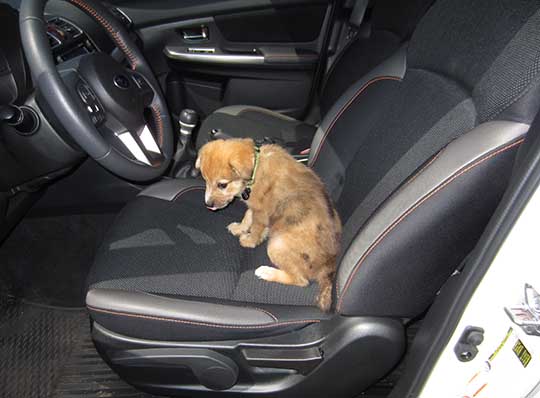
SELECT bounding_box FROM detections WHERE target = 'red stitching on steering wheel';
[68,0,137,69]
[68,0,166,149]
[150,104,164,147]
[65,0,167,156]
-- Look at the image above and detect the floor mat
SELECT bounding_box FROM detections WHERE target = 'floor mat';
[0,213,116,307]
[0,299,156,398]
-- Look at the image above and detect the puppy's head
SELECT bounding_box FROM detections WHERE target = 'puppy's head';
[196,138,255,211]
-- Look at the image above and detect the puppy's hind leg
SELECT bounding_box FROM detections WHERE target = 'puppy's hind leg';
[228,209,252,237]
[255,236,309,287]
[255,266,309,286]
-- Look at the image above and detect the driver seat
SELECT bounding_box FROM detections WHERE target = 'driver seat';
[87,0,540,396]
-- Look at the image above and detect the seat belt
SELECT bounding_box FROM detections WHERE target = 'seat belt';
[332,0,371,60]
[324,0,371,90]
[349,0,370,29]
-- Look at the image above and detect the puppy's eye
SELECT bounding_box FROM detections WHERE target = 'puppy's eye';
[217,182,228,189]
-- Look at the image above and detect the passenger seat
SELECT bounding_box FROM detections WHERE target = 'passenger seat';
[197,0,436,151]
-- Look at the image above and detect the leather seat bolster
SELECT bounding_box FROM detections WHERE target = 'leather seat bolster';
[336,121,529,316]
[138,178,205,201]
[87,288,324,341]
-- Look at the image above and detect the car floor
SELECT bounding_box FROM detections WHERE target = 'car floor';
[0,213,117,307]
[0,212,407,397]
[0,212,157,397]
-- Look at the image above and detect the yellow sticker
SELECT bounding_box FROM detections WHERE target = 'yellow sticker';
[512,339,532,368]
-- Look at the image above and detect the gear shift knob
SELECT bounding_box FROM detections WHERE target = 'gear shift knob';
[179,108,199,138]
[171,109,199,178]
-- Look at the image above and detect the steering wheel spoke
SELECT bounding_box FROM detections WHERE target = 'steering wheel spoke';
[111,124,164,166]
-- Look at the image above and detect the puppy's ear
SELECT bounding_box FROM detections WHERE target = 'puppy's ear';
[195,155,201,170]
[229,149,254,180]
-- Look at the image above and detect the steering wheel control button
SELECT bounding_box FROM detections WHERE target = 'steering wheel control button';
[77,82,105,126]
[113,74,131,89]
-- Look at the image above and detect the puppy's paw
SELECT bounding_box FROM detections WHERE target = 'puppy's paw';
[227,222,245,237]
[240,233,259,248]
[255,266,277,281]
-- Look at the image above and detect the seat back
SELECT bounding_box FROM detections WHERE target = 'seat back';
[320,0,435,116]
[310,0,540,317]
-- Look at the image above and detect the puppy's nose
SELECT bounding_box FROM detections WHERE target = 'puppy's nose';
[205,199,214,208]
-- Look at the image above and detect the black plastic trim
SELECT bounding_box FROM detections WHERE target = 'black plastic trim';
[92,315,405,397]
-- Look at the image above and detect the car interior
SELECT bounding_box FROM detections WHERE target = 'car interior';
[2,0,540,397]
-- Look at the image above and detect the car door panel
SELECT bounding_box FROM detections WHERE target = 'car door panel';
[126,0,334,119]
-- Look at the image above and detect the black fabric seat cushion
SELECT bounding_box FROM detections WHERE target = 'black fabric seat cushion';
[88,189,319,307]
[197,107,316,152]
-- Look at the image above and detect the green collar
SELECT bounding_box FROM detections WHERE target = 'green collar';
[240,144,261,200]
[246,144,261,188]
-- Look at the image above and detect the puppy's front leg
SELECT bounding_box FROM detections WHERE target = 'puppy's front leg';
[227,209,252,237]
[239,211,268,248]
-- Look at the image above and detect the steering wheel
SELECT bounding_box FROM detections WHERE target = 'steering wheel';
[19,0,174,181]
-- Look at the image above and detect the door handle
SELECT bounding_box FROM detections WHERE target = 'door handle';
[181,26,209,41]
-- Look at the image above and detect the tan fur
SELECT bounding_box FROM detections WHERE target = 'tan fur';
[196,138,342,311]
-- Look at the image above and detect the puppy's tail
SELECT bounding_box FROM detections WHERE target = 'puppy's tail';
[316,270,335,312]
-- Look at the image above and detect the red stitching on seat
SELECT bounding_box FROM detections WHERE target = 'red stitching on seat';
[309,76,402,167]
[68,0,137,69]
[336,138,525,312]
[87,305,320,329]
[402,149,444,189]
[145,186,282,322]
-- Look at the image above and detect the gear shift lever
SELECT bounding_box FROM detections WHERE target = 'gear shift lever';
[171,109,199,178]
[179,108,199,147]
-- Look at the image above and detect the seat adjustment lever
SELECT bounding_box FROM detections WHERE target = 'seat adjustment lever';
[111,348,239,391]
[242,346,323,375]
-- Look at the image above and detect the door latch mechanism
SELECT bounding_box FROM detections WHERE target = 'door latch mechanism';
[454,326,485,362]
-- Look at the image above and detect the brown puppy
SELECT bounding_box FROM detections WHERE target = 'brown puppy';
[196,138,342,311]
